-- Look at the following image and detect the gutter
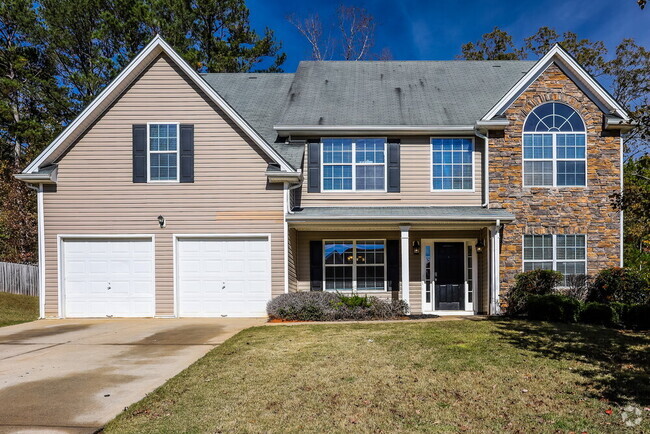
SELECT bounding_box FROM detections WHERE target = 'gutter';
[266,170,302,183]
[274,125,476,135]
[286,215,515,222]
[14,166,58,184]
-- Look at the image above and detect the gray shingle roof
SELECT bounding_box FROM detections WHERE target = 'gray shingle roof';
[286,206,514,221]
[201,73,305,170]
[278,61,535,127]
[203,60,536,169]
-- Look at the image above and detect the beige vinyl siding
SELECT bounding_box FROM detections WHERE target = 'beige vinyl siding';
[287,228,298,292]
[42,54,284,317]
[294,229,484,314]
[300,136,483,206]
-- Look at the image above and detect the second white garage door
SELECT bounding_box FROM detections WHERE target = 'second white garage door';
[176,237,271,317]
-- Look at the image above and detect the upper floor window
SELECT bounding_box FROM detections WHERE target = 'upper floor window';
[431,138,474,190]
[148,123,179,181]
[523,103,586,187]
[322,138,386,191]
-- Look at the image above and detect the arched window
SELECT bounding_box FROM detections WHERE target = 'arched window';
[523,102,587,186]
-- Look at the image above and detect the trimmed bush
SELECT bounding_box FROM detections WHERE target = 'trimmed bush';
[506,269,563,316]
[266,292,409,321]
[588,267,649,305]
[622,304,650,330]
[580,302,619,326]
[526,294,581,323]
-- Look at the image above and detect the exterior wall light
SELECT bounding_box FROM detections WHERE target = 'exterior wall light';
[157,215,166,228]
[412,240,420,255]
[476,239,485,253]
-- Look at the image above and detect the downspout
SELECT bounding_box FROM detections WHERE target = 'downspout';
[26,183,45,319]
[286,180,303,214]
[475,129,489,208]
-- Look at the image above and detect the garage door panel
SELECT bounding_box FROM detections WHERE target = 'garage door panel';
[62,238,154,318]
[177,238,270,317]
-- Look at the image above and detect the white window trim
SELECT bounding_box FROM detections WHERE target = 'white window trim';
[521,103,588,188]
[322,239,387,292]
[147,122,180,183]
[320,138,387,192]
[522,234,588,286]
[429,137,476,193]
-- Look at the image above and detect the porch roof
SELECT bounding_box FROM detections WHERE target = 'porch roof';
[286,206,514,222]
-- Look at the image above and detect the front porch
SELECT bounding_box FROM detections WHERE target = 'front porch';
[286,206,514,315]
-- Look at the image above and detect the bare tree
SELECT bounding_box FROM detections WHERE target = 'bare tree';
[288,5,391,61]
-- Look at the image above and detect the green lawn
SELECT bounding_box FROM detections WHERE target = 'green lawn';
[106,319,649,433]
[0,292,38,327]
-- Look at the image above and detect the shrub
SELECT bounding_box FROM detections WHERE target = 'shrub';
[266,292,409,321]
[564,274,591,302]
[621,304,650,330]
[580,302,619,326]
[588,267,649,305]
[526,294,581,323]
[506,269,563,316]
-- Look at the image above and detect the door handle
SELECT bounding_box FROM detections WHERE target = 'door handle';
[107,282,111,290]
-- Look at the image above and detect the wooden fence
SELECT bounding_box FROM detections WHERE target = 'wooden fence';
[0,262,38,297]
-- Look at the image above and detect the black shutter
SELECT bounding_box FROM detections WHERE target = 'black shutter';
[179,124,194,183]
[387,239,400,292]
[387,139,400,192]
[307,139,320,193]
[309,240,323,291]
[132,124,147,183]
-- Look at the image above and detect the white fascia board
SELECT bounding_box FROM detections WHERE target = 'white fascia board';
[24,35,292,174]
[274,125,475,135]
[482,44,630,122]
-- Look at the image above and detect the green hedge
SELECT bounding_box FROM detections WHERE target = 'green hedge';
[526,294,581,323]
[579,302,619,326]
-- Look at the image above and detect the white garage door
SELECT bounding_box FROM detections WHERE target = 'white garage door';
[62,238,155,318]
[177,237,271,317]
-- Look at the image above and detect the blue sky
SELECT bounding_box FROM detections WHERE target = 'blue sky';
[247,0,649,72]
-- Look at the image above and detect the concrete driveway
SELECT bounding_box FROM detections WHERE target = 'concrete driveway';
[0,318,265,433]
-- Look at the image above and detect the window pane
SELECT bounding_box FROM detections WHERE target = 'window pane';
[432,138,473,190]
[355,139,385,164]
[557,161,586,186]
[325,266,353,291]
[524,161,553,186]
[150,153,177,181]
[556,235,586,261]
[323,165,353,191]
[324,242,354,265]
[356,165,385,190]
[524,103,585,132]
[356,241,384,265]
[149,123,178,151]
[524,261,553,271]
[357,266,384,290]
[523,235,553,261]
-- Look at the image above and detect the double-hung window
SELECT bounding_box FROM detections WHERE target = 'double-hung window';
[324,240,386,291]
[431,138,474,190]
[148,123,179,181]
[322,138,386,191]
[523,102,586,187]
[523,234,587,286]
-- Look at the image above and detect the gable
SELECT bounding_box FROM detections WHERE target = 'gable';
[22,36,294,176]
[483,45,629,122]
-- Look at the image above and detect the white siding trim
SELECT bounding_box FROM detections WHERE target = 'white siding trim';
[37,185,45,318]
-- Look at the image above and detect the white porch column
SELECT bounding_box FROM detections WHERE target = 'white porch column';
[399,225,410,308]
[489,222,501,315]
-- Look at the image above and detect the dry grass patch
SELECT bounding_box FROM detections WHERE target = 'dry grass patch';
[0,292,38,327]
[106,319,649,433]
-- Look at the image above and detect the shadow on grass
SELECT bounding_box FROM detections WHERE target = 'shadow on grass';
[491,319,650,406]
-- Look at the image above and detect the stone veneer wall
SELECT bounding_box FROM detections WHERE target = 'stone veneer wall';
[490,63,622,295]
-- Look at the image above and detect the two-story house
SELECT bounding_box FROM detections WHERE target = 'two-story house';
[17,36,631,318]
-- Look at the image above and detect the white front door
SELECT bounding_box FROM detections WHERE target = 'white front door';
[421,239,476,314]
[176,237,271,317]
[62,238,155,318]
